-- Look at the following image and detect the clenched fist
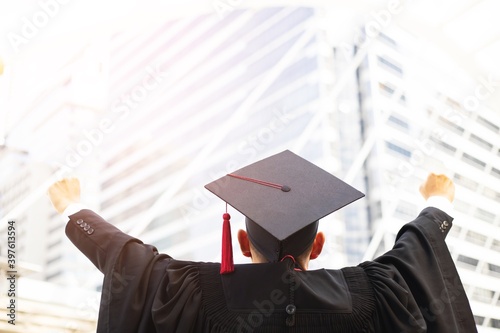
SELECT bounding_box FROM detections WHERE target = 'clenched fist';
[419,173,455,203]
[48,178,81,214]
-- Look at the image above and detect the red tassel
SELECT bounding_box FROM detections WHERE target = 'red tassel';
[220,212,234,274]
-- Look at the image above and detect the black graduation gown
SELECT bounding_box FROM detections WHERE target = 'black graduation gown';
[66,207,477,332]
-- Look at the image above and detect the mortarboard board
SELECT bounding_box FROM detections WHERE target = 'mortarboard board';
[204,150,364,273]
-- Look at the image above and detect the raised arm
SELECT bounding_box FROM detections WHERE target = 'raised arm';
[47,178,144,273]
[48,178,172,332]
[361,173,477,332]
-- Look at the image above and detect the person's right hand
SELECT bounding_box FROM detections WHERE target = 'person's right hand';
[48,178,81,214]
[419,173,455,203]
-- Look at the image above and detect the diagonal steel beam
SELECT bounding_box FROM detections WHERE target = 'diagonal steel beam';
[128,26,317,237]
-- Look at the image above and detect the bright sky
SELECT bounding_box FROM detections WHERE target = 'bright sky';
[1,0,499,163]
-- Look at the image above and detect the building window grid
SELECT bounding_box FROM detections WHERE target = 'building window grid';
[378,33,398,48]
[46,271,62,281]
[474,207,496,224]
[385,141,412,158]
[461,152,486,170]
[470,285,495,304]
[387,114,409,130]
[437,115,465,134]
[493,239,500,253]
[489,318,500,328]
[49,220,64,234]
[453,173,479,191]
[377,82,406,103]
[46,254,62,266]
[448,224,461,238]
[475,315,485,326]
[485,263,500,278]
[376,55,403,76]
[482,187,500,203]
[469,133,494,151]
[491,167,500,179]
[367,26,500,330]
[378,82,396,96]
[444,96,462,110]
[48,238,62,250]
[457,254,479,270]
[465,230,487,246]
[454,200,472,214]
[477,115,500,134]
[430,136,457,155]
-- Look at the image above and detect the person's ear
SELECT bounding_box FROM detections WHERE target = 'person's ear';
[309,232,325,260]
[237,229,252,257]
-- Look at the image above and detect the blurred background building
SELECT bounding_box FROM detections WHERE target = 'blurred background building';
[0,1,499,331]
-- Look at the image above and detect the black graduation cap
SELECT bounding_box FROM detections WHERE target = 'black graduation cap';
[205,150,364,273]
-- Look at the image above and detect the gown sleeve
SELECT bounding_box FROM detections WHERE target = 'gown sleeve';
[65,209,173,332]
[360,207,477,333]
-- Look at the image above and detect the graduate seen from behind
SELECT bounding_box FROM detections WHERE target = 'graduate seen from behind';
[48,150,477,332]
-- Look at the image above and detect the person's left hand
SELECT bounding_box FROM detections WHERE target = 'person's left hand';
[48,178,81,214]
